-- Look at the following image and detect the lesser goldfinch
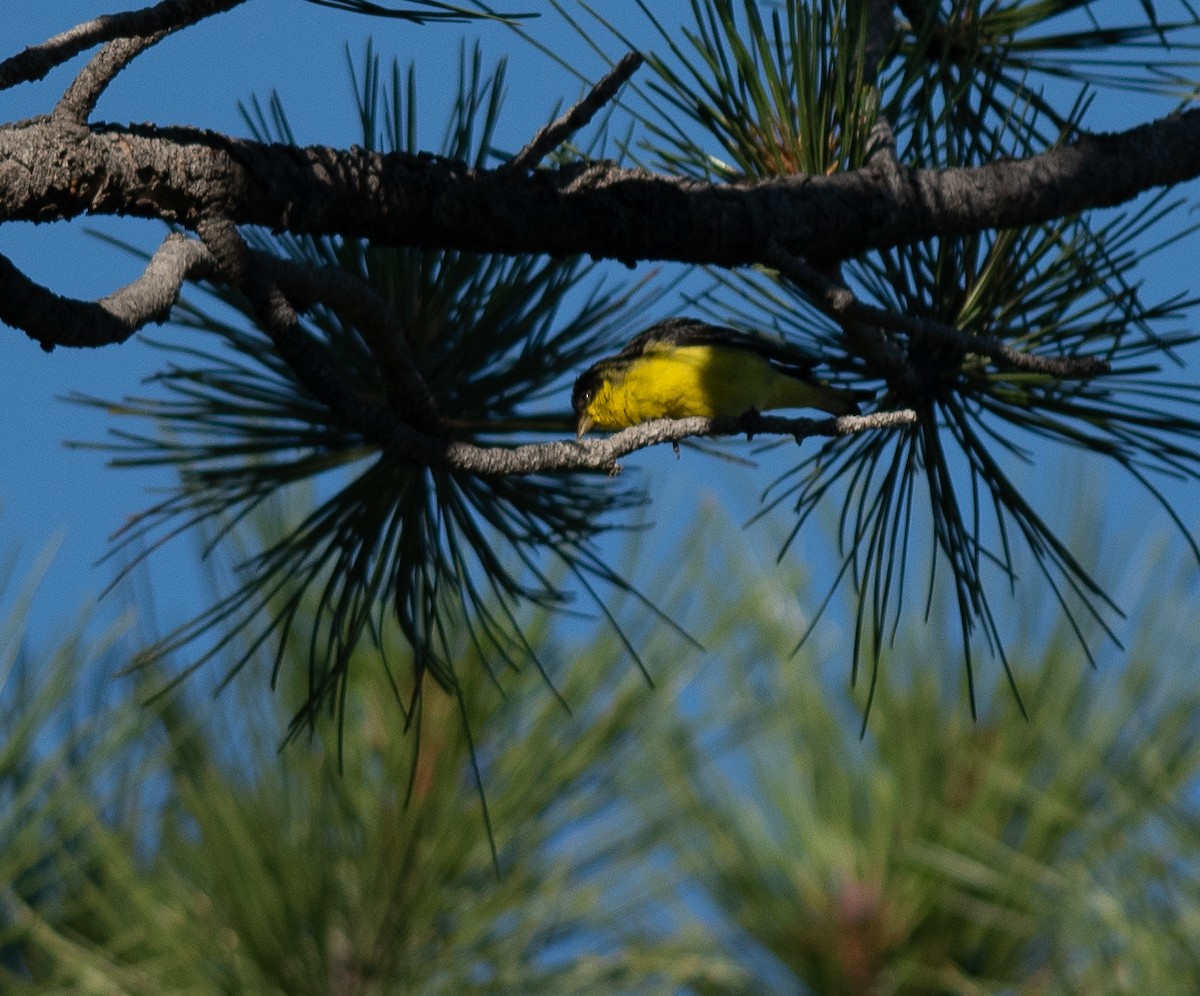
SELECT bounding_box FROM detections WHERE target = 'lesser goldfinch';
[572,317,868,438]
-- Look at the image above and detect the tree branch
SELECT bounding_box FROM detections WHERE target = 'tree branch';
[55,32,170,124]
[436,408,919,477]
[505,51,644,173]
[857,0,902,177]
[5,108,1200,268]
[861,0,898,68]
[0,0,246,91]
[196,216,408,447]
[0,222,444,435]
[764,244,1112,380]
[0,233,210,350]
[255,254,444,433]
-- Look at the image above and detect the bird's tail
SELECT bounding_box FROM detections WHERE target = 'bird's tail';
[771,374,872,416]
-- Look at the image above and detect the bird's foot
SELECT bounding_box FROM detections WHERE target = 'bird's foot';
[742,407,763,440]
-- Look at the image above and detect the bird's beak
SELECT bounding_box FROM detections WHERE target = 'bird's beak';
[576,413,595,439]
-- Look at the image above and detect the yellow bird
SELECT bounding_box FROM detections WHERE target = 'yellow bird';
[572,317,868,438]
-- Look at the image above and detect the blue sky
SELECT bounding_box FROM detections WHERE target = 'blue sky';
[2,1,1199,701]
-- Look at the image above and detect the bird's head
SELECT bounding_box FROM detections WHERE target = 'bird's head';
[571,366,606,438]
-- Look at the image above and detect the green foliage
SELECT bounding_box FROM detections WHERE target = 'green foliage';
[7,516,1200,992]
[891,0,1200,134]
[0,537,734,994]
[626,514,1200,994]
[536,0,881,178]
[625,0,877,178]
[721,186,1200,715]
[649,647,1200,993]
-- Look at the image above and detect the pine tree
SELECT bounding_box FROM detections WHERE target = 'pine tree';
[3,0,1200,739]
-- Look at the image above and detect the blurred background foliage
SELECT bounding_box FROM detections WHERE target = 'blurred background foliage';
[4,499,1200,993]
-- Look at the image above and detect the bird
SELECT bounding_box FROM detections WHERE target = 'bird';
[572,317,868,438]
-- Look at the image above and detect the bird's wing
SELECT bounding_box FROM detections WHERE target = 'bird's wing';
[621,317,816,371]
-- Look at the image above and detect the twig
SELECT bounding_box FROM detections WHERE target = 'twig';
[0,234,210,350]
[861,0,898,65]
[505,51,643,173]
[435,408,919,477]
[858,0,902,176]
[0,0,245,92]
[865,114,901,175]
[55,32,170,123]
[764,243,1111,379]
[302,0,532,22]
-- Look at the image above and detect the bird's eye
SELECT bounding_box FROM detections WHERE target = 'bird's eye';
[582,390,593,404]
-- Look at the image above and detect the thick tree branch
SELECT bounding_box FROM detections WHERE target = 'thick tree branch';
[4,109,1200,267]
[0,0,246,91]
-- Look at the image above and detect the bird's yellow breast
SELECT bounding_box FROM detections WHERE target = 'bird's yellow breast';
[587,345,784,429]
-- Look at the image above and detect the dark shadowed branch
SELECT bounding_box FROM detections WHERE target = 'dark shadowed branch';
[4,107,1200,281]
[763,243,1113,381]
